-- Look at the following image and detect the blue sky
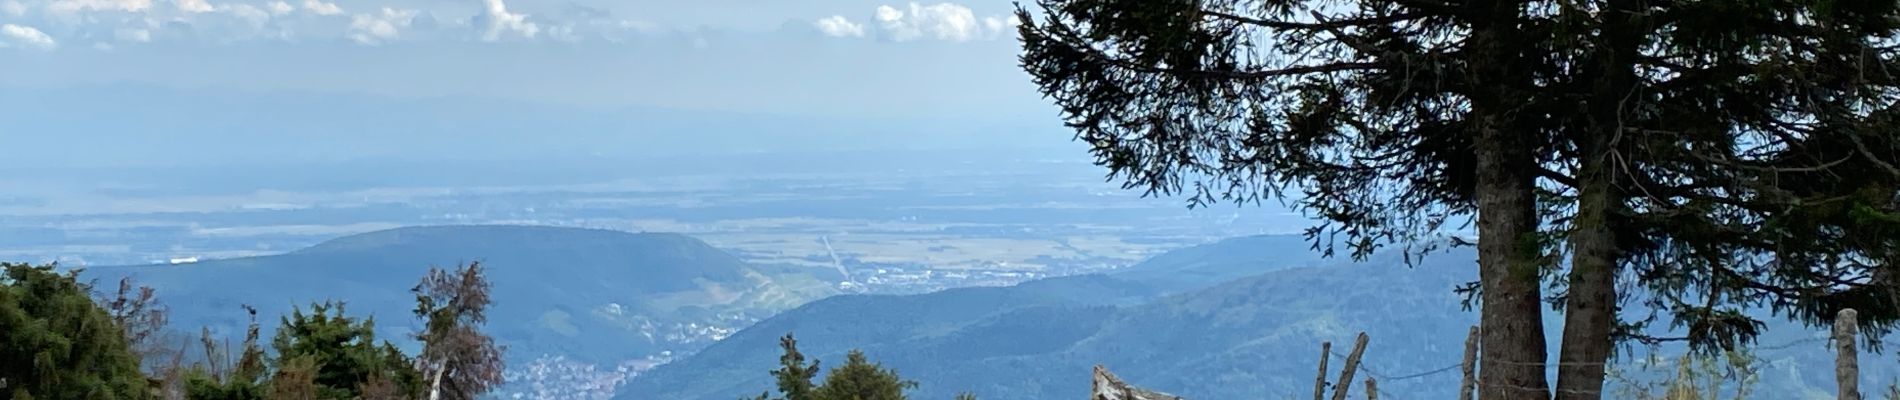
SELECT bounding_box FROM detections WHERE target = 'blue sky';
[0,0,1076,167]
[0,0,1046,117]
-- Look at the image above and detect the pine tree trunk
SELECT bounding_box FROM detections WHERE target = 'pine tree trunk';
[1472,116,1551,400]
[1555,161,1617,400]
[1467,15,1552,390]
[1555,3,1641,398]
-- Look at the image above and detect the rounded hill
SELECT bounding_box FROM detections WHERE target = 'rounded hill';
[286,225,751,293]
[82,224,822,368]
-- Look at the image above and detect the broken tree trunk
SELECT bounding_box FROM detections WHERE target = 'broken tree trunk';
[428,358,446,400]
[1837,309,1861,400]
[1092,365,1184,400]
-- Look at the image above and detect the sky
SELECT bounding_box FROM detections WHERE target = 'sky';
[0,0,1078,168]
[0,0,1043,117]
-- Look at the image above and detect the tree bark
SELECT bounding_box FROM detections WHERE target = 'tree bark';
[1331,333,1369,400]
[1555,159,1617,400]
[1472,113,1552,400]
[1460,326,1479,400]
[1092,365,1184,400]
[1555,2,1641,398]
[1836,309,1861,400]
[1556,114,1624,400]
[1314,342,1331,400]
[428,358,446,400]
[1461,0,1556,397]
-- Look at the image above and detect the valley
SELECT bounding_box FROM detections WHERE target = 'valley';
[7,154,1876,400]
[0,152,1300,295]
[5,152,1309,398]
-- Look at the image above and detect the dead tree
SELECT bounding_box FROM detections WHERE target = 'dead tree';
[1091,365,1184,400]
[1837,309,1861,400]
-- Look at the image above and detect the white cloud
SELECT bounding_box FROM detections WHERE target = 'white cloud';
[1,24,58,50]
[2,0,1016,46]
[92,41,113,50]
[814,15,865,38]
[115,27,151,42]
[874,5,910,40]
[175,0,212,13]
[870,3,1013,42]
[347,7,415,45]
[301,0,341,16]
[982,15,1017,38]
[477,0,537,41]
[46,0,153,15]
[222,4,270,27]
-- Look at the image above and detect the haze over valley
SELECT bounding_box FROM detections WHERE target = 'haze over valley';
[6,1,1899,399]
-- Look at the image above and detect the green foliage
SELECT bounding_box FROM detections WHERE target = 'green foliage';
[1017,0,1900,396]
[176,299,427,400]
[751,333,938,400]
[4,250,510,400]
[0,262,151,399]
[270,355,322,399]
[181,367,265,400]
[754,334,822,400]
[813,350,917,400]
[270,301,421,399]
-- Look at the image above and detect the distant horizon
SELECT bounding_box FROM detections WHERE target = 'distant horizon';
[0,82,1079,170]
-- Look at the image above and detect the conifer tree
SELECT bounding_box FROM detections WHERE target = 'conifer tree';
[752,333,822,400]
[752,333,962,400]
[0,263,150,399]
[1017,1,1900,397]
[812,350,916,400]
[271,301,422,399]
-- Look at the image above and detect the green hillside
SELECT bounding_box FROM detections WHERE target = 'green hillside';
[1103,234,1328,294]
[619,234,1361,399]
[80,225,838,368]
[621,238,1887,400]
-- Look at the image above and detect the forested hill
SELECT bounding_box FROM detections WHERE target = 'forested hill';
[79,225,838,368]
[622,239,1893,400]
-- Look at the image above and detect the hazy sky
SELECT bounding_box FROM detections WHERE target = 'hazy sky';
[0,0,1087,168]
[0,0,1046,118]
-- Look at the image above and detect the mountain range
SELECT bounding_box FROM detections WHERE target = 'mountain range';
[67,225,1900,399]
[620,236,1895,400]
[78,225,839,397]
